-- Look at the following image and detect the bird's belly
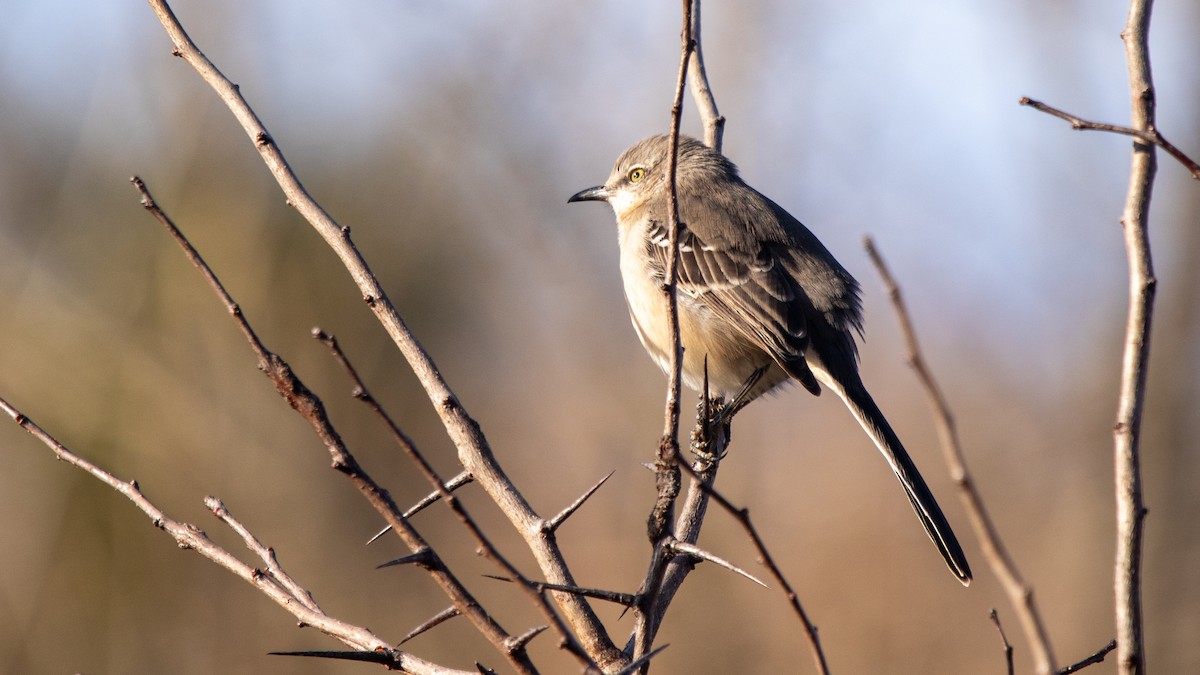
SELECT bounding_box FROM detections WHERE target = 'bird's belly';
[620,265,784,399]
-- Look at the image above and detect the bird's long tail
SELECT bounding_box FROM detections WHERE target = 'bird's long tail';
[826,376,972,585]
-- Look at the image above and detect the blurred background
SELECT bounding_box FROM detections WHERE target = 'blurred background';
[1,1,1198,673]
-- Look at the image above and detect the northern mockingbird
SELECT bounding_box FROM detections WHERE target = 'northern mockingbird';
[569,134,971,585]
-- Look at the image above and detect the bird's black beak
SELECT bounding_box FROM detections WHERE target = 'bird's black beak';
[567,185,610,203]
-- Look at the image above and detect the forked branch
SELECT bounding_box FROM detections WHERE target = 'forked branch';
[1019,97,1199,179]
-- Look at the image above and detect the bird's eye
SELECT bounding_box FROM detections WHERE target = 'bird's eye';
[628,167,646,182]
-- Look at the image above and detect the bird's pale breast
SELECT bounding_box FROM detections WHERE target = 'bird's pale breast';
[618,221,788,399]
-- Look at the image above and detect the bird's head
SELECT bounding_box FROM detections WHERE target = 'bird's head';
[568,134,734,221]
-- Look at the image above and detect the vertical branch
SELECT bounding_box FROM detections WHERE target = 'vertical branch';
[659,0,694,472]
[667,0,724,558]
[1115,1,1157,673]
[686,0,724,152]
[645,0,695,546]
[633,1,694,669]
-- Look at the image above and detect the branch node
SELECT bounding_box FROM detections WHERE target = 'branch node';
[505,625,549,652]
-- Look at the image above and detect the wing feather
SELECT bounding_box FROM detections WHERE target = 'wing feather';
[644,218,821,394]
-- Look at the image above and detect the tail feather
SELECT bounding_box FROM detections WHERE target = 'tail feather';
[827,377,972,585]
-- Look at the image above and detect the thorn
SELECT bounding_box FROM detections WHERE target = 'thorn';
[376,549,433,570]
[398,606,460,645]
[668,540,767,588]
[268,650,394,664]
[483,575,637,607]
[366,472,474,545]
[614,644,670,674]
[545,470,615,532]
[365,524,392,546]
[505,625,549,652]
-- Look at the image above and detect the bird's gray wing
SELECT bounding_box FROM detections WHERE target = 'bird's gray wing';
[644,213,822,395]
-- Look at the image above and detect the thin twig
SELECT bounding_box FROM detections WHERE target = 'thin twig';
[1114,1,1157,672]
[1059,640,1118,675]
[143,3,623,667]
[205,497,322,614]
[686,0,724,152]
[863,236,1058,673]
[658,0,693,450]
[1019,97,1199,179]
[989,610,1015,675]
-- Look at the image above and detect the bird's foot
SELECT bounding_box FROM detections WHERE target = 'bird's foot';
[690,394,731,466]
[689,432,728,465]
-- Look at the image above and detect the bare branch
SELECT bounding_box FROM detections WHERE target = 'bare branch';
[686,0,724,151]
[1113,1,1158,672]
[639,393,726,649]
[633,2,695,668]
[205,497,322,614]
[1019,97,1199,179]
[863,236,1058,673]
[142,2,623,667]
[312,329,597,667]
[0,395,468,675]
[131,176,539,673]
[645,0,696,546]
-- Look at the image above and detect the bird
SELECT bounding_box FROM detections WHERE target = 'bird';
[568,133,972,585]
